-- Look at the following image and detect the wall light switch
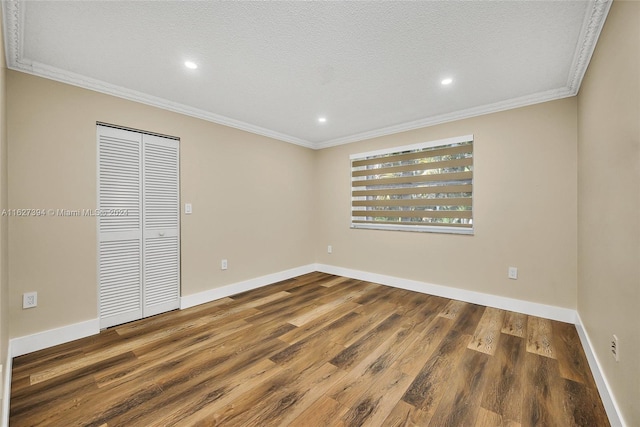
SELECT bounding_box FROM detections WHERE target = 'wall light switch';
[185,203,192,214]
[508,267,518,280]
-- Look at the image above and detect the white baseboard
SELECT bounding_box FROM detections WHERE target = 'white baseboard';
[10,318,100,358]
[575,313,625,427]
[1,341,11,427]
[8,265,317,359]
[315,264,577,323]
[180,264,317,309]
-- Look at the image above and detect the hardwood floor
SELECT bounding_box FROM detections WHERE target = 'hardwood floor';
[10,272,610,426]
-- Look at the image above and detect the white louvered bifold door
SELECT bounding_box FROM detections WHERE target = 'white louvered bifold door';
[98,126,143,329]
[142,134,180,318]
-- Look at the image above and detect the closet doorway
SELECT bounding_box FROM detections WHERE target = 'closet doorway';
[97,124,180,329]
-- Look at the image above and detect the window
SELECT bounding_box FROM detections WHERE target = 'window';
[350,135,473,234]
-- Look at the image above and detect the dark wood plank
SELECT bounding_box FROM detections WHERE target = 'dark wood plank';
[452,302,486,335]
[147,359,283,426]
[401,329,471,418]
[480,333,525,424]
[330,313,404,370]
[393,316,454,377]
[562,378,611,427]
[328,321,418,410]
[522,352,570,426]
[429,349,491,426]
[552,320,591,384]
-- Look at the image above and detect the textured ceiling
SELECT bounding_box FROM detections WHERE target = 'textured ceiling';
[3,1,611,149]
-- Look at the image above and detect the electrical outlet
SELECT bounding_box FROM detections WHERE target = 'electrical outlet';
[508,267,518,280]
[327,245,332,254]
[611,334,619,362]
[221,259,228,270]
[23,292,37,309]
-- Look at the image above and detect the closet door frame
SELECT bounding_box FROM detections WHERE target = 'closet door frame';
[97,124,180,329]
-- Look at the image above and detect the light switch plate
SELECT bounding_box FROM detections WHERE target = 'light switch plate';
[185,203,192,214]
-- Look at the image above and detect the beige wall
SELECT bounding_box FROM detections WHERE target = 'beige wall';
[315,98,578,308]
[7,72,580,341]
[0,3,8,416]
[6,71,315,338]
[577,1,640,425]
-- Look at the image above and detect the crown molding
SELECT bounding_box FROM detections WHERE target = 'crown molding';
[567,0,612,93]
[315,87,575,149]
[2,0,611,151]
[2,1,20,67]
[8,62,316,149]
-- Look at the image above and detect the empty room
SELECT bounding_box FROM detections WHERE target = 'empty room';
[0,0,637,426]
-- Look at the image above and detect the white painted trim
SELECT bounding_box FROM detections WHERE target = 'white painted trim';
[10,318,100,358]
[314,264,577,323]
[22,61,315,149]
[7,265,316,358]
[567,0,613,93]
[180,264,316,309]
[1,342,12,427]
[315,88,575,149]
[349,134,473,160]
[350,223,474,235]
[575,313,626,427]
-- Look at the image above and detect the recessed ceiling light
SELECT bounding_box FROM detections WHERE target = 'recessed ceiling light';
[441,78,453,85]
[184,61,198,70]
[318,117,327,123]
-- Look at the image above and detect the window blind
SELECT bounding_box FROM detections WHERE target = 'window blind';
[350,135,474,234]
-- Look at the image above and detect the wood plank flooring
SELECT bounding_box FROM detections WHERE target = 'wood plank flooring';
[10,272,610,426]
